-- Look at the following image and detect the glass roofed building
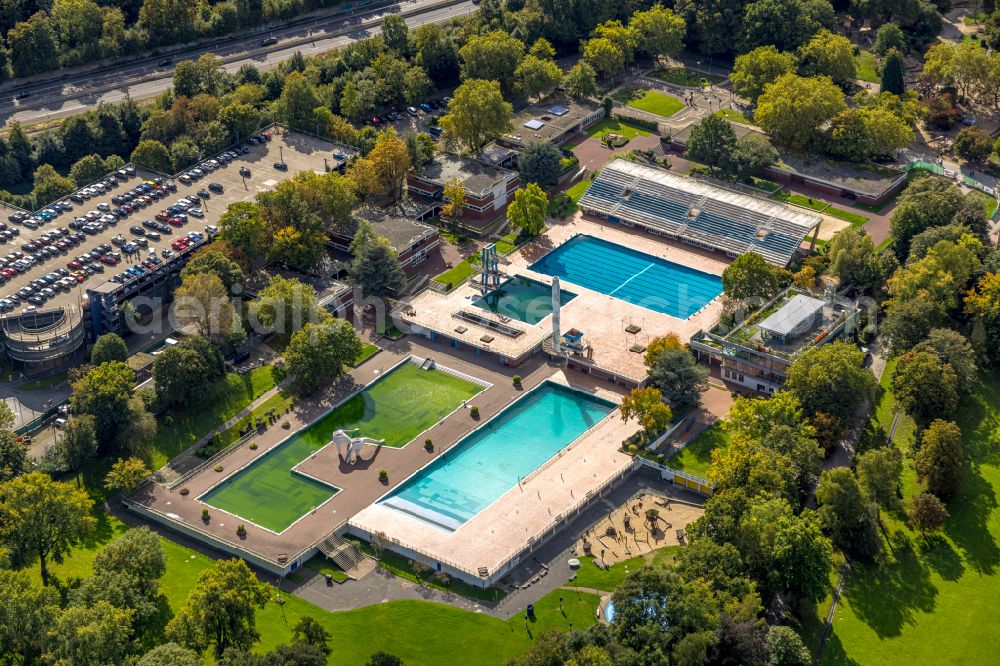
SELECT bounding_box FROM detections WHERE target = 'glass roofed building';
[577,159,822,267]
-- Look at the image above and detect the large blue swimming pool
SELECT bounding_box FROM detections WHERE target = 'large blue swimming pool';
[380,382,614,531]
[529,234,723,318]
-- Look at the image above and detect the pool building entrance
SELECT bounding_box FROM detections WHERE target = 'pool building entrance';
[200,359,487,533]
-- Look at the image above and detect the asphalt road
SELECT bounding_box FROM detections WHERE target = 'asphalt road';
[1,0,476,128]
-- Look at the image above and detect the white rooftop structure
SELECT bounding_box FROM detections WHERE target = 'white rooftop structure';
[578,160,821,266]
[758,294,826,341]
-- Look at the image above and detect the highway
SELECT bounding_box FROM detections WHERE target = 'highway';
[1,0,476,128]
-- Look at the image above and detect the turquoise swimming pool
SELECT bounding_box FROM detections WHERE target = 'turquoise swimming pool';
[529,234,723,318]
[471,275,576,325]
[381,382,614,531]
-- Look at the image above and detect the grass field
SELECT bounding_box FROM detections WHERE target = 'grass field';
[667,422,729,477]
[715,108,755,125]
[572,547,680,591]
[201,361,485,532]
[30,508,599,665]
[807,368,1000,665]
[353,343,379,366]
[585,118,653,140]
[149,366,278,468]
[566,178,592,203]
[856,51,880,84]
[616,88,684,118]
[773,192,870,227]
[18,372,67,391]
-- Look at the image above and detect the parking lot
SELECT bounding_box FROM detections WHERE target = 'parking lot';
[0,129,334,315]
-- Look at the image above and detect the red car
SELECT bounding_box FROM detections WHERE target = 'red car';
[171,239,190,251]
[155,212,169,221]
[67,259,82,269]
[167,217,185,227]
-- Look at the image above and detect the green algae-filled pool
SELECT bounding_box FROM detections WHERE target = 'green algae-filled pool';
[200,360,486,533]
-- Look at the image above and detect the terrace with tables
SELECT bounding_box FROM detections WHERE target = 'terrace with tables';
[578,160,821,267]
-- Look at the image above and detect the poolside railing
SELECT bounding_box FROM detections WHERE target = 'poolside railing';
[168,429,257,490]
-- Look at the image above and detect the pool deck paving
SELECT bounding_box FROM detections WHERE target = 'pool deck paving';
[127,333,636,568]
[403,213,728,384]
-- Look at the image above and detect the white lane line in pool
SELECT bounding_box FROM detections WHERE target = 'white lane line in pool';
[608,261,656,297]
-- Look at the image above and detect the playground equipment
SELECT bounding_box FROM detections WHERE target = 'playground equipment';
[329,429,385,464]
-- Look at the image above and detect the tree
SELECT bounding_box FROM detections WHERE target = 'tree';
[350,233,406,299]
[90,332,128,366]
[68,153,110,186]
[131,139,173,173]
[139,643,203,666]
[880,50,906,95]
[515,55,563,100]
[339,80,375,122]
[139,0,198,46]
[767,626,812,666]
[57,415,98,484]
[48,601,134,666]
[439,79,512,153]
[172,54,227,98]
[173,272,235,344]
[285,319,363,395]
[459,30,524,91]
[518,142,563,187]
[218,103,262,143]
[770,511,833,602]
[168,558,270,657]
[403,66,432,104]
[250,276,322,337]
[583,37,625,79]
[784,341,877,421]
[754,74,846,147]
[71,361,134,447]
[104,457,151,494]
[826,107,913,161]
[629,5,686,64]
[915,419,964,500]
[727,133,779,181]
[404,132,435,170]
[913,328,977,393]
[873,22,907,56]
[731,46,799,102]
[856,446,903,512]
[293,616,332,655]
[828,227,887,291]
[815,467,882,560]
[674,0,745,56]
[508,183,548,236]
[51,0,103,60]
[965,271,1000,366]
[219,202,268,264]
[686,115,737,174]
[563,62,599,100]
[721,252,784,301]
[645,342,709,408]
[955,126,993,164]
[889,177,966,259]
[0,472,95,585]
[619,387,673,437]
[277,72,322,131]
[414,23,458,83]
[381,15,410,56]
[891,351,959,423]
[0,569,60,665]
[0,429,30,483]
[798,30,857,87]
[907,492,949,537]
[367,653,404,666]
[153,345,214,409]
[440,178,465,219]
[31,164,75,207]
[7,12,59,77]
[740,0,832,52]
[182,250,245,295]
[351,130,411,198]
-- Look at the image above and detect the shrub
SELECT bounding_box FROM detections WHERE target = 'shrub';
[179,487,190,496]
[379,469,389,482]
[424,439,434,452]
[282,421,291,429]
[236,524,247,537]
[202,508,210,521]
[469,405,479,417]
[249,443,258,450]
[513,374,522,386]
[214,465,224,472]
[627,444,639,455]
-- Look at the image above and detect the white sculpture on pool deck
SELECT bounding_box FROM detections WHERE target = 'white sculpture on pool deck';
[329,428,385,464]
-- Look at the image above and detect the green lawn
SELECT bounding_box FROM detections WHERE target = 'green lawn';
[809,369,1000,665]
[29,507,599,665]
[667,422,729,477]
[715,108,755,125]
[572,547,680,591]
[616,88,684,118]
[148,366,278,468]
[773,192,869,227]
[353,343,379,367]
[202,361,485,532]
[566,178,592,203]
[18,372,67,391]
[585,118,653,140]
[651,67,725,87]
[433,256,479,290]
[856,50,880,84]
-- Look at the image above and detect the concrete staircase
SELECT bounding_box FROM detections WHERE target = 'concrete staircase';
[317,533,366,574]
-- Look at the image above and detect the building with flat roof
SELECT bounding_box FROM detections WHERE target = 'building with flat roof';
[328,203,441,272]
[579,159,821,267]
[689,286,861,394]
[500,96,606,148]
[407,154,520,222]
